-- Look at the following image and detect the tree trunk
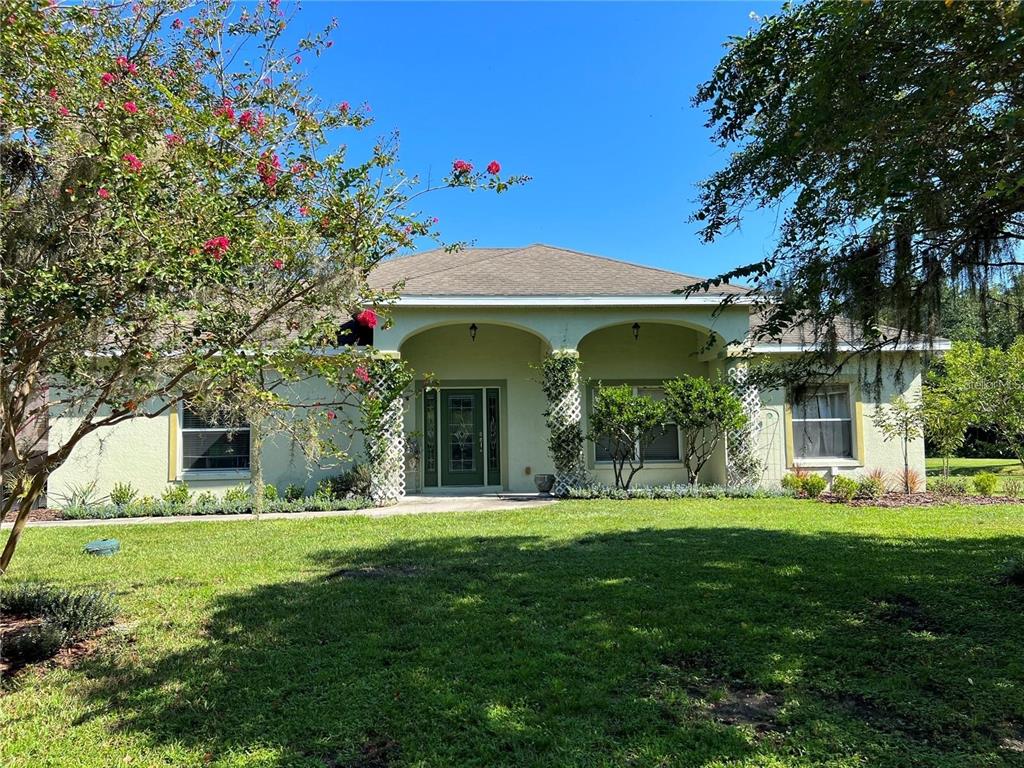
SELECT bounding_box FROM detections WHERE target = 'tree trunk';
[0,473,46,574]
[250,423,264,519]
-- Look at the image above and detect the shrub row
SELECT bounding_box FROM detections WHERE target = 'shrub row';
[927,472,1021,498]
[61,495,372,520]
[563,483,796,500]
[0,583,117,665]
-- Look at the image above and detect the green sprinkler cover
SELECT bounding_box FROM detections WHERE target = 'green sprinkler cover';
[84,538,120,556]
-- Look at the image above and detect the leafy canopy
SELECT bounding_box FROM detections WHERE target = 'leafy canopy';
[693,1,1024,373]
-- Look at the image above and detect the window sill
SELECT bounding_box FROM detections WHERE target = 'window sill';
[180,469,252,482]
[792,458,862,469]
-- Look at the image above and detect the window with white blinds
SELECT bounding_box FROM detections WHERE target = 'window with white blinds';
[181,407,251,471]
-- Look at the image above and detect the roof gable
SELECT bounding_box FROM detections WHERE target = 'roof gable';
[368,244,747,298]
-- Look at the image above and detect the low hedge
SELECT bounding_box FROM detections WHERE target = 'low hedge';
[61,496,373,520]
[562,483,796,500]
[0,583,117,666]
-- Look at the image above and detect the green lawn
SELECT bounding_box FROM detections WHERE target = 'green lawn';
[926,457,1024,478]
[3,500,1024,767]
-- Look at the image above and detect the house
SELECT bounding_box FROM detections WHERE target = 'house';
[48,244,948,501]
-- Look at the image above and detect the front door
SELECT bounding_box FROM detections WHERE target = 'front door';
[440,389,485,486]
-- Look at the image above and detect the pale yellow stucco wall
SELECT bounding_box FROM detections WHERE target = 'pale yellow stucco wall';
[756,353,926,485]
[46,301,929,501]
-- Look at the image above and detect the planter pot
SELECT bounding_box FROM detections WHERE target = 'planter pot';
[534,474,555,494]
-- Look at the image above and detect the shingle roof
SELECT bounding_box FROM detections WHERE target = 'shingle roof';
[368,244,748,297]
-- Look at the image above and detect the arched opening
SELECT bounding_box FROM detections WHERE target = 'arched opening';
[399,323,552,494]
[577,322,727,486]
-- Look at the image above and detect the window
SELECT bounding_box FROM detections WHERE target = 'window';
[791,386,853,459]
[181,406,250,472]
[593,385,680,463]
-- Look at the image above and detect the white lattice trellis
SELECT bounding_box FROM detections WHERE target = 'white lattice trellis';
[365,363,406,505]
[726,364,763,486]
[544,354,588,496]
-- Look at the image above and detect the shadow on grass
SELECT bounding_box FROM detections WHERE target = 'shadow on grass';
[79,527,1024,767]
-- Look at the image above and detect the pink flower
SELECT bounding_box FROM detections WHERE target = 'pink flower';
[213,98,235,120]
[171,18,183,29]
[97,187,110,199]
[290,162,306,174]
[452,159,473,175]
[58,105,69,116]
[339,101,349,114]
[432,217,439,225]
[299,206,310,216]
[123,100,138,114]
[48,87,58,100]
[486,160,501,175]
[100,72,116,86]
[356,308,378,329]
[258,152,281,189]
[271,258,284,270]
[293,55,301,64]
[122,153,143,172]
[115,56,137,74]
[96,100,106,110]
[165,133,183,147]
[238,110,254,129]
[354,366,370,384]
[327,410,336,421]
[203,235,231,260]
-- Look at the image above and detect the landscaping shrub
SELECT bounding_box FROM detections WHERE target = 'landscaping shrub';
[973,472,999,497]
[58,496,372,520]
[284,483,305,501]
[830,475,859,502]
[0,583,118,665]
[896,467,924,494]
[109,482,138,506]
[223,484,250,503]
[856,475,886,500]
[801,473,827,498]
[1003,478,1023,499]
[780,470,807,493]
[317,465,372,500]
[864,467,890,491]
[563,483,794,500]
[928,476,969,497]
[160,483,192,505]
[263,484,279,501]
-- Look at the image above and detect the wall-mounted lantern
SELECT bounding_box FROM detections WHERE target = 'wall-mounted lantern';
[469,323,479,342]
[632,322,640,341]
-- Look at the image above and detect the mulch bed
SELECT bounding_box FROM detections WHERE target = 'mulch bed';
[25,507,64,522]
[821,492,1024,507]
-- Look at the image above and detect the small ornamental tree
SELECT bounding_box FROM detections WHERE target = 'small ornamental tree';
[587,384,667,490]
[662,375,746,485]
[872,395,925,493]
[0,0,525,571]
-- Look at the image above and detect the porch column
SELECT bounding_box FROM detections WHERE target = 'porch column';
[366,353,407,505]
[543,349,588,495]
[725,359,763,486]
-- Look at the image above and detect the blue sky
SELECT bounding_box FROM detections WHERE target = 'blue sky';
[293,1,782,277]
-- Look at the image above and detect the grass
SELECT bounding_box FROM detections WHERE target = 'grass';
[3,499,1024,767]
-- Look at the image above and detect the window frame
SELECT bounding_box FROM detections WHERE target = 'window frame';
[787,383,862,466]
[589,383,683,466]
[178,403,252,480]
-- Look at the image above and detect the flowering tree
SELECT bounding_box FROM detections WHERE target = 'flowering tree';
[0,0,525,571]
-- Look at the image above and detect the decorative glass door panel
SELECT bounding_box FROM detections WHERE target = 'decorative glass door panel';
[440,389,484,486]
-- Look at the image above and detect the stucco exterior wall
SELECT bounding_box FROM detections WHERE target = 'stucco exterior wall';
[756,353,925,485]
[46,300,928,501]
[48,377,362,502]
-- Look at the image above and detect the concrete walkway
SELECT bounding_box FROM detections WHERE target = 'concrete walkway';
[6,494,558,529]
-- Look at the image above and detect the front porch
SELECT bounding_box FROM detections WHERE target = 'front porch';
[386,312,751,495]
